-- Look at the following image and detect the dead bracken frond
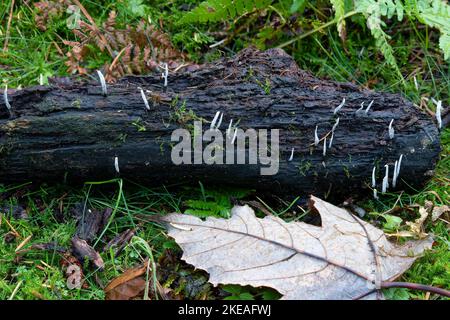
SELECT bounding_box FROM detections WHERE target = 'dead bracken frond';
[34,1,186,82]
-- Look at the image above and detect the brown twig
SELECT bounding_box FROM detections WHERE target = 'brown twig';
[355,281,450,299]
[3,0,15,52]
[382,281,450,297]
[71,0,115,58]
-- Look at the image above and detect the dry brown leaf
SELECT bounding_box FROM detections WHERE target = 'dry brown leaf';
[105,261,149,300]
[71,237,104,270]
[158,196,433,300]
[431,205,450,222]
[106,277,146,300]
[405,206,429,238]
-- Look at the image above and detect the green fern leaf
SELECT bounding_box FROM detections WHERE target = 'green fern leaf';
[180,0,272,24]
[415,0,450,60]
[355,0,403,78]
[330,0,346,40]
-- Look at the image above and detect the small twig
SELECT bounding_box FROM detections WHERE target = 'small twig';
[3,0,15,52]
[15,235,32,252]
[109,45,130,73]
[355,281,450,299]
[278,11,358,49]
[3,217,20,238]
[381,192,404,217]
[72,0,115,58]
[8,280,22,300]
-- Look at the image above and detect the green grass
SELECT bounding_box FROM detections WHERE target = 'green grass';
[0,0,448,300]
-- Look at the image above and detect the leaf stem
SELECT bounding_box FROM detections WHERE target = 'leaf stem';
[356,281,450,299]
[277,11,359,49]
[382,281,450,298]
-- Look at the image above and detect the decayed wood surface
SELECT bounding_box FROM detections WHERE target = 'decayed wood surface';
[0,48,441,198]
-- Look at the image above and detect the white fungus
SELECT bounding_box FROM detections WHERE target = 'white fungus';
[392,160,398,188]
[372,166,376,188]
[161,63,168,87]
[329,131,334,148]
[434,100,442,129]
[382,165,389,193]
[216,112,224,129]
[231,129,238,144]
[365,100,374,114]
[323,137,327,156]
[396,154,403,178]
[332,117,340,132]
[333,98,345,115]
[288,148,294,162]
[114,156,120,174]
[226,119,233,137]
[3,85,11,114]
[210,111,221,129]
[373,188,378,200]
[314,125,319,146]
[356,102,364,114]
[96,70,107,96]
[388,119,395,139]
[139,88,150,110]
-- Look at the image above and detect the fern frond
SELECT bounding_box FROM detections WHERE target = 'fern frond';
[355,0,403,78]
[330,0,346,40]
[415,0,450,60]
[180,0,272,24]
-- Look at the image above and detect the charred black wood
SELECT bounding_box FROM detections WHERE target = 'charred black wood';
[0,48,440,199]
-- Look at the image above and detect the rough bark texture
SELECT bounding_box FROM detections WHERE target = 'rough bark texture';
[0,48,441,199]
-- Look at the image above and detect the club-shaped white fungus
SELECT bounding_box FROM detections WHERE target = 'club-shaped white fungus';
[226,119,233,137]
[356,102,364,114]
[365,100,374,114]
[373,188,378,200]
[3,85,11,113]
[333,98,345,114]
[392,160,398,188]
[216,112,224,129]
[96,70,107,96]
[329,131,334,148]
[434,100,442,129]
[388,119,395,139]
[382,164,389,193]
[372,166,376,187]
[396,154,403,178]
[140,88,150,110]
[210,111,221,129]
[323,137,327,156]
[314,125,319,146]
[288,148,294,161]
[114,156,120,174]
[332,117,340,132]
[231,129,238,144]
[161,63,168,87]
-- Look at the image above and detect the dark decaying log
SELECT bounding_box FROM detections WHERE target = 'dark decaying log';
[0,48,441,199]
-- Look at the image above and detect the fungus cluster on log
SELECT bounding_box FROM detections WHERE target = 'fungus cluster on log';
[0,48,441,200]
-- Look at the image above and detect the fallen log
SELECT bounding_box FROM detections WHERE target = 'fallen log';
[0,48,441,199]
